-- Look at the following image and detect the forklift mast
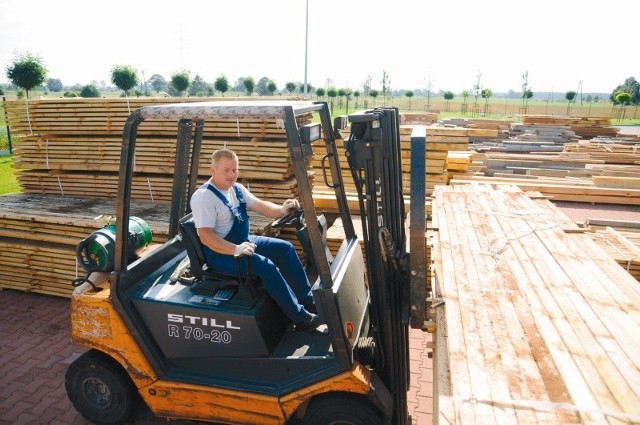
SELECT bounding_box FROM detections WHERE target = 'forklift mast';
[345,107,411,425]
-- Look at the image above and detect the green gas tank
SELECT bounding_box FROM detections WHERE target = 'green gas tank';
[76,216,152,273]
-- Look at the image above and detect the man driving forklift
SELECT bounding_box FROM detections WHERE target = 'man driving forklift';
[190,148,322,331]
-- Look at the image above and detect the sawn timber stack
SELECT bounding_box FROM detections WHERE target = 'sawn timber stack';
[430,183,640,424]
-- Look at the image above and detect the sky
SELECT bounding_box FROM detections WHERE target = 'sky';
[0,0,638,95]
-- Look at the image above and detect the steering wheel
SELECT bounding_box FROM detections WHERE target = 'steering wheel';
[271,209,304,229]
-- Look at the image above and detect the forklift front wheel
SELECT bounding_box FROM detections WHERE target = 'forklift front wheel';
[302,392,384,425]
[65,349,141,425]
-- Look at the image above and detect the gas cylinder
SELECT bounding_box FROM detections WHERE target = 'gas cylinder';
[76,216,152,273]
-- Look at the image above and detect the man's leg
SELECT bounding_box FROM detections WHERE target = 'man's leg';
[205,249,308,323]
[250,235,313,304]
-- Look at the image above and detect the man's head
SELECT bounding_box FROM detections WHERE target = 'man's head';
[210,149,239,190]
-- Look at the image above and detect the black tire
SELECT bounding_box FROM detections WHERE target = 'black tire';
[302,392,384,425]
[65,349,141,425]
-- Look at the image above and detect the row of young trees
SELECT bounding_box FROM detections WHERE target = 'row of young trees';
[2,52,401,106]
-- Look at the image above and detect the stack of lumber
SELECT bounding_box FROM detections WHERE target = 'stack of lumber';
[426,127,500,195]
[586,226,640,281]
[326,216,364,257]
[440,117,511,131]
[0,193,276,297]
[510,123,578,143]
[519,114,619,139]
[563,141,640,165]
[5,97,313,201]
[445,151,475,176]
[401,112,437,125]
[1,97,312,297]
[310,126,416,212]
[430,183,640,424]
[452,147,640,204]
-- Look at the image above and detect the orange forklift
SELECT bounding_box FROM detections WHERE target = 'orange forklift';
[65,101,428,425]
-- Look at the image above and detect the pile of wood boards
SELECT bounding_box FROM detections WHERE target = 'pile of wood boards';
[430,183,640,424]
[0,97,310,296]
[426,126,497,195]
[520,114,619,139]
[0,193,275,297]
[451,142,640,204]
[5,97,311,201]
[311,125,417,212]
[401,112,437,125]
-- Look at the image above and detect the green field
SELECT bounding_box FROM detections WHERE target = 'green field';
[0,155,19,195]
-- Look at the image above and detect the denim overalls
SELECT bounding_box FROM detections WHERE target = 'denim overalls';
[202,184,313,322]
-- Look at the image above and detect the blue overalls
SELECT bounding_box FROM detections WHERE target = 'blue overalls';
[202,184,313,323]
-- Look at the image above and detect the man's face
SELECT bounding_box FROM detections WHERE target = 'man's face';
[211,156,239,190]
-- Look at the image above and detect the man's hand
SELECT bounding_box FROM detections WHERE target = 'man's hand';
[234,242,256,256]
[280,199,300,216]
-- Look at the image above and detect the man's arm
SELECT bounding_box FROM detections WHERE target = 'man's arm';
[197,227,238,255]
[250,198,300,219]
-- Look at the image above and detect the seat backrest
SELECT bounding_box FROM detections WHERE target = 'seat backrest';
[178,213,207,279]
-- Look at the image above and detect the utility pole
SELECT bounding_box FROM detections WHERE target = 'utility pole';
[303,0,309,97]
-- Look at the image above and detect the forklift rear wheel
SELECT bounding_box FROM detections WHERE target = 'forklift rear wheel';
[65,349,141,425]
[302,392,384,425]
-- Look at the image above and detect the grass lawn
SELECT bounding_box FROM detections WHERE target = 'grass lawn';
[0,154,20,194]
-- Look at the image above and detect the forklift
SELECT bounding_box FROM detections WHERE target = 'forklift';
[65,101,428,425]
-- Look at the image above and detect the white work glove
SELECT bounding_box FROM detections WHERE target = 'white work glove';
[234,242,256,256]
[280,199,300,216]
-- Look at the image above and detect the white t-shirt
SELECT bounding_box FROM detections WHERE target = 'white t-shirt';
[190,180,258,238]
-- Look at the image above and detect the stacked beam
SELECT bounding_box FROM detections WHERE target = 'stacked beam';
[0,193,277,297]
[431,183,640,424]
[1,97,311,296]
[519,114,619,139]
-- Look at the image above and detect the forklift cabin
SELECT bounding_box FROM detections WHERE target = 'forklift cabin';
[66,101,427,425]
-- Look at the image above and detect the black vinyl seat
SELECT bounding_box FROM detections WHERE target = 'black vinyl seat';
[178,213,260,300]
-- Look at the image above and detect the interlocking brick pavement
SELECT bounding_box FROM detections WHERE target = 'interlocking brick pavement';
[0,289,433,425]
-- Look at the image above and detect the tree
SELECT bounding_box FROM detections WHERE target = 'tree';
[255,77,271,96]
[149,74,168,93]
[80,85,100,98]
[615,92,632,121]
[285,81,297,95]
[344,88,353,114]
[47,78,63,92]
[327,87,337,113]
[381,70,390,106]
[521,71,530,113]
[337,88,346,108]
[299,82,313,95]
[610,77,639,105]
[565,90,577,114]
[472,71,482,117]
[315,87,325,100]
[214,75,230,96]
[6,52,48,98]
[243,77,256,96]
[188,74,211,97]
[170,71,190,96]
[111,65,138,96]
[267,80,277,96]
[461,89,470,114]
[353,90,360,109]
[481,88,493,116]
[370,89,379,107]
[442,91,453,111]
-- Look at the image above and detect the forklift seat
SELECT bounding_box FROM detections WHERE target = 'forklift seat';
[178,213,260,299]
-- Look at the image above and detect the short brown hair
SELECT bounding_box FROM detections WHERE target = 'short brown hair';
[211,149,238,167]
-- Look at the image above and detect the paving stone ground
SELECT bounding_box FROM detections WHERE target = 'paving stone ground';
[0,289,432,425]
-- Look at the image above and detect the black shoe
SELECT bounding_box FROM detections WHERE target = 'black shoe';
[295,313,321,331]
[302,299,317,314]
